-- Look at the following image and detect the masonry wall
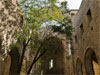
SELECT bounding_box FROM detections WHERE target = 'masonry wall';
[73,0,100,74]
[34,34,74,75]
[0,0,23,74]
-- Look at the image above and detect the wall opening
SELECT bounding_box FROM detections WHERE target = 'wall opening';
[87,9,92,23]
[71,13,75,17]
[49,59,54,69]
[91,27,93,31]
[80,24,84,35]
[41,37,65,74]
[75,36,78,43]
[92,52,99,75]
[85,48,100,75]
[9,48,20,75]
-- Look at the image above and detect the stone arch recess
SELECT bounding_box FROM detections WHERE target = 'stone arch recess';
[9,47,20,75]
[84,48,100,75]
[41,37,65,74]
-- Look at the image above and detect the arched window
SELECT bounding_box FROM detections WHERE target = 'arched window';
[85,48,100,75]
[87,9,92,23]
[49,59,54,69]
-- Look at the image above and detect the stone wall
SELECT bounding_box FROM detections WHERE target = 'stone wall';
[73,0,100,74]
[39,34,74,75]
[0,0,23,74]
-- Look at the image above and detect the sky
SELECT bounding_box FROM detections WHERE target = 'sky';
[59,0,82,9]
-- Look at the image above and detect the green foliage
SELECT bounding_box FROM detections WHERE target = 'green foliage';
[18,0,69,51]
[16,0,73,62]
[61,1,67,8]
[15,0,73,73]
[10,43,18,49]
[4,0,8,3]
[52,1,72,39]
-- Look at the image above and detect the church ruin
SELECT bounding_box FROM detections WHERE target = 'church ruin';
[0,0,100,75]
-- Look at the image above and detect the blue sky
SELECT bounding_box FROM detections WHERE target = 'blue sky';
[59,0,82,9]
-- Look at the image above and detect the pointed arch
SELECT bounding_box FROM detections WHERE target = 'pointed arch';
[85,48,100,75]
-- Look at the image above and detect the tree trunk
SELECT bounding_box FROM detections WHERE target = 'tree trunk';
[27,49,46,75]
[18,38,31,74]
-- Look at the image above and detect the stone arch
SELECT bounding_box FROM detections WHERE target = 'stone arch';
[0,46,20,75]
[85,48,100,75]
[41,37,65,74]
[76,58,83,75]
[8,47,20,75]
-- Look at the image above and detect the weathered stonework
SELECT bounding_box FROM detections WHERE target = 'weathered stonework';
[31,33,74,75]
[73,0,100,74]
[0,0,23,74]
[0,0,23,58]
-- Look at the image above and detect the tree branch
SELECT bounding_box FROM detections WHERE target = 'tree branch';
[27,49,46,75]
[18,32,32,74]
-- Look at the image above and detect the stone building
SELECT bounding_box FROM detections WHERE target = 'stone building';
[73,0,100,74]
[70,9,78,22]
[40,34,74,75]
[0,0,75,74]
[2,0,100,74]
[30,25,74,75]
[30,8,79,75]
[0,0,24,74]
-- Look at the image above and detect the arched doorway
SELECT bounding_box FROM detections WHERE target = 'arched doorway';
[85,48,100,75]
[41,37,65,75]
[9,48,20,75]
[76,58,83,75]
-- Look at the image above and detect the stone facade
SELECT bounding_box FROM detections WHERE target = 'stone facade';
[73,0,100,74]
[2,0,100,74]
[39,34,74,75]
[0,0,24,74]
[0,0,23,59]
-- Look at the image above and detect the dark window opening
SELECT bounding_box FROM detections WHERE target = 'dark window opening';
[83,38,84,41]
[71,13,75,17]
[91,27,93,31]
[85,49,100,74]
[92,52,99,75]
[80,24,84,35]
[75,36,78,43]
[92,52,98,63]
[87,9,92,22]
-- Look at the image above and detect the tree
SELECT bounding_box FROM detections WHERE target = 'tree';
[52,1,72,39]
[11,0,72,74]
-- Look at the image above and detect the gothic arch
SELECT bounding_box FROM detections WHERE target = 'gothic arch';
[85,48,100,75]
[76,58,83,75]
[0,47,20,75]
[8,47,20,75]
[41,37,65,74]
